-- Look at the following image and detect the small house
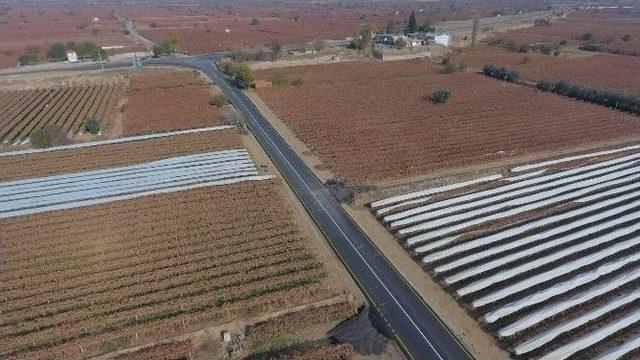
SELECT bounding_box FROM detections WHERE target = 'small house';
[66,51,78,63]
[424,32,452,46]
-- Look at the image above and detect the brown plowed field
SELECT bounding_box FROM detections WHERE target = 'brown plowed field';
[0,129,241,181]
[123,69,224,136]
[448,45,640,95]
[0,82,124,144]
[0,178,342,359]
[256,60,640,185]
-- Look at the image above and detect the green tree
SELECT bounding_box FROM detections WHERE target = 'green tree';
[622,34,632,42]
[76,41,107,61]
[233,63,254,88]
[84,117,101,134]
[250,17,259,25]
[405,11,418,33]
[48,42,67,61]
[395,38,407,49]
[152,36,180,57]
[349,26,373,51]
[582,32,597,42]
[17,45,39,65]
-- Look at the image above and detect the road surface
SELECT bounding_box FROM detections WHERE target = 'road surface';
[169,56,472,360]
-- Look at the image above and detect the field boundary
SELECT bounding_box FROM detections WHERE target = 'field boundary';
[0,125,234,157]
[89,294,350,359]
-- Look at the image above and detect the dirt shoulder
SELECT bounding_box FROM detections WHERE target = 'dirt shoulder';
[245,88,508,360]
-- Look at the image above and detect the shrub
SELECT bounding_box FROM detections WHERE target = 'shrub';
[17,44,39,65]
[536,80,553,91]
[209,93,228,107]
[153,36,180,57]
[582,32,597,42]
[532,43,555,55]
[430,89,451,104]
[481,64,520,83]
[84,117,101,134]
[123,29,130,35]
[291,78,304,86]
[29,129,50,148]
[271,72,288,87]
[29,124,65,148]
[250,17,259,25]
[17,54,37,66]
[579,44,601,52]
[394,38,407,50]
[150,21,158,28]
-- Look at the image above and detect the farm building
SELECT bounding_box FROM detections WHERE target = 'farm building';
[374,34,423,47]
[66,51,78,63]
[424,32,452,46]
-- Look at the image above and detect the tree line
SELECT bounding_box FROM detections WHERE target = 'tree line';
[537,80,640,115]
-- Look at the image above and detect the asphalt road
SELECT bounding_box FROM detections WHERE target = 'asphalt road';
[2,55,472,360]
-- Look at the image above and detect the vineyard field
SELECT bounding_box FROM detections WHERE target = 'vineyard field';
[492,10,640,51]
[0,82,123,144]
[449,45,640,95]
[0,67,225,151]
[0,128,241,181]
[369,145,640,359]
[256,60,640,185]
[123,69,224,136]
[0,177,340,359]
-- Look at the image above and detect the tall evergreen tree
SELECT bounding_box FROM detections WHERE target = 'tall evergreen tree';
[406,11,418,33]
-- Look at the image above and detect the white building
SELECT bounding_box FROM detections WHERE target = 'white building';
[66,51,78,63]
[425,32,452,46]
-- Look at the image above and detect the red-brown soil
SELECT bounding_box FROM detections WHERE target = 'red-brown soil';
[256,60,640,185]
[0,129,241,181]
[0,178,342,359]
[492,9,640,53]
[123,69,224,136]
[448,45,640,95]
